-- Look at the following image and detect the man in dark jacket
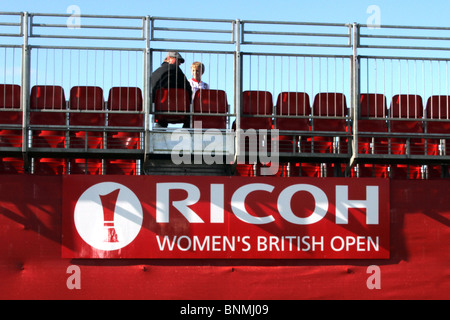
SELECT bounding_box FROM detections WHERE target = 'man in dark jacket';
[151,52,192,127]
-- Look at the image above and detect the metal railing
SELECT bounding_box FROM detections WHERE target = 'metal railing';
[0,12,449,177]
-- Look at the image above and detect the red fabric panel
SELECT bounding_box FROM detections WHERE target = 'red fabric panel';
[0,176,448,300]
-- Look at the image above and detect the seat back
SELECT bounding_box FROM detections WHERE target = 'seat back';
[192,89,228,129]
[275,92,310,131]
[0,84,22,125]
[426,95,450,133]
[0,84,21,108]
[69,158,102,175]
[359,93,388,132]
[69,86,105,126]
[154,88,190,124]
[312,93,348,132]
[33,158,66,175]
[30,85,66,125]
[105,159,137,175]
[390,94,423,133]
[0,157,24,174]
[241,90,273,130]
[107,87,143,127]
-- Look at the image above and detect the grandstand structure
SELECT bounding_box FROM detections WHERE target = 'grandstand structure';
[1,12,449,178]
[0,12,449,300]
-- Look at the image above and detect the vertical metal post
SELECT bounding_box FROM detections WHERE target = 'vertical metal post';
[234,19,242,164]
[347,22,359,176]
[21,12,31,172]
[144,15,151,162]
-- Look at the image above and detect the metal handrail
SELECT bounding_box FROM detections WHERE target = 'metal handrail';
[1,12,450,175]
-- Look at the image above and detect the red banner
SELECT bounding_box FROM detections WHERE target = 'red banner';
[62,176,390,259]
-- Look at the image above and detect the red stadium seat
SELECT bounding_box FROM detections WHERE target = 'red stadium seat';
[425,95,450,156]
[312,92,348,131]
[192,89,228,129]
[241,90,273,130]
[0,84,20,108]
[275,92,310,130]
[154,88,190,127]
[427,164,450,179]
[235,162,290,177]
[426,95,450,132]
[234,164,256,177]
[105,159,137,175]
[0,84,22,148]
[0,157,24,174]
[29,85,66,148]
[33,158,66,175]
[297,163,321,177]
[69,86,105,149]
[311,93,349,153]
[389,95,425,178]
[390,164,423,180]
[268,162,331,178]
[238,91,274,157]
[275,92,311,153]
[358,93,388,154]
[107,87,143,149]
[353,163,389,178]
[389,94,425,155]
[69,158,102,175]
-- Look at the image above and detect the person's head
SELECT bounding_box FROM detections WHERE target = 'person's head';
[191,62,205,82]
[165,51,185,66]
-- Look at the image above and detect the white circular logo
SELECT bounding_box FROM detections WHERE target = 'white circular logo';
[74,182,143,251]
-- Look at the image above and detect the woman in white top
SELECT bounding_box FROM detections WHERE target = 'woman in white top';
[189,61,209,101]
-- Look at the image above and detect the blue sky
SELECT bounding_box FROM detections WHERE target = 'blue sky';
[2,0,450,27]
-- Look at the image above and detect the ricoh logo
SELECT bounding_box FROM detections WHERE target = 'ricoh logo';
[66,178,389,259]
[156,183,380,225]
[74,182,143,251]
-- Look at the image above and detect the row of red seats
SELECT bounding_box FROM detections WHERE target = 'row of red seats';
[0,84,143,149]
[0,85,228,148]
[354,94,449,179]
[241,91,449,133]
[159,89,450,155]
[234,92,449,178]
[2,85,450,158]
[235,162,449,179]
[357,94,450,156]
[1,155,445,179]
[154,88,229,128]
[239,91,450,155]
[0,157,138,175]
[3,85,449,135]
[153,89,348,133]
[154,89,349,153]
[241,91,349,153]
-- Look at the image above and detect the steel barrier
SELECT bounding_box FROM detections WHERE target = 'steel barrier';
[0,12,449,177]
